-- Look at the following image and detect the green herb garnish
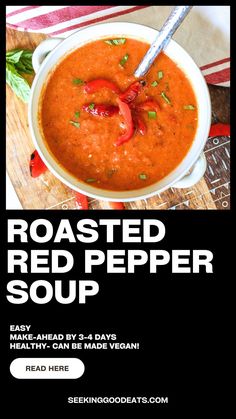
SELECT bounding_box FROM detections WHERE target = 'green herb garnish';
[183,104,196,110]
[6,49,34,74]
[139,173,148,180]
[74,111,80,119]
[148,111,157,119]
[73,78,84,85]
[158,70,164,79]
[6,50,24,64]
[6,49,34,103]
[161,91,171,105]
[89,103,95,110]
[86,178,96,183]
[6,63,31,103]
[69,120,80,128]
[120,53,129,67]
[151,80,158,87]
[105,38,126,45]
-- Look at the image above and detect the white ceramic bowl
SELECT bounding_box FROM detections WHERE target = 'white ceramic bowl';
[29,22,211,202]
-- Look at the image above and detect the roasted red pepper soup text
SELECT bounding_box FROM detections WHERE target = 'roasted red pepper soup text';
[40,38,198,191]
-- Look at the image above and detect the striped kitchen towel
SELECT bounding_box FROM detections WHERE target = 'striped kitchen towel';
[6,5,230,86]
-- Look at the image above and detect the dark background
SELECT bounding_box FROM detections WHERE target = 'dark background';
[2,210,232,413]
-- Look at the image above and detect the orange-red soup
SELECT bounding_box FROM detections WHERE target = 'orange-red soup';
[40,38,198,191]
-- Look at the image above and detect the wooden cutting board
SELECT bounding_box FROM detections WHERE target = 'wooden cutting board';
[6,28,230,210]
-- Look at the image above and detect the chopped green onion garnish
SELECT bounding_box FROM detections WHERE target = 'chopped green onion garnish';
[69,120,80,128]
[139,173,148,180]
[161,91,171,105]
[120,53,129,67]
[151,80,158,87]
[158,70,164,79]
[73,78,84,85]
[89,103,95,110]
[148,111,157,119]
[183,104,196,110]
[86,178,96,183]
[74,111,80,119]
[105,38,126,45]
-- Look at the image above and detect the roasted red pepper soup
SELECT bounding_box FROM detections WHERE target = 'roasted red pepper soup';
[40,38,198,191]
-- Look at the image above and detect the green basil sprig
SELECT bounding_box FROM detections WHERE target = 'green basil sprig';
[6,49,34,103]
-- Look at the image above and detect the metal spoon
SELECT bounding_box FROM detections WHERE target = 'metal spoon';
[134,6,193,78]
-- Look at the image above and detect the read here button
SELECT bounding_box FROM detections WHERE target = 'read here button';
[10,358,85,379]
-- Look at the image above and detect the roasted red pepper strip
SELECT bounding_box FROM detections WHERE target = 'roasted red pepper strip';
[135,115,146,136]
[107,202,125,209]
[209,123,230,138]
[29,150,47,178]
[115,98,134,146]
[75,192,89,209]
[84,79,120,94]
[83,104,119,117]
[119,80,146,104]
[138,100,161,112]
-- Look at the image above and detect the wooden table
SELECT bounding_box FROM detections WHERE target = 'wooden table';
[6,28,230,210]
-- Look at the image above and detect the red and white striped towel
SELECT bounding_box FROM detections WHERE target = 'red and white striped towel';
[6,5,230,87]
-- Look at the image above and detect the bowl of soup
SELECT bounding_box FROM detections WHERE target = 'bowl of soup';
[29,22,211,201]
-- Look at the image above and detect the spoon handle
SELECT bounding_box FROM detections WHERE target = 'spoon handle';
[134,6,193,78]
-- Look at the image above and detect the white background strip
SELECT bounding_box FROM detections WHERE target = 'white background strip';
[15,6,136,34]
[7,6,69,24]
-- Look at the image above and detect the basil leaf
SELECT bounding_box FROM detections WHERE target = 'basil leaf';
[21,50,33,60]
[183,104,195,110]
[6,49,24,64]
[151,81,158,87]
[73,78,84,85]
[105,38,126,45]
[6,62,31,103]
[139,173,148,180]
[15,61,33,74]
[161,91,171,105]
[148,111,157,119]
[7,49,34,74]
[69,120,80,128]
[86,178,96,183]
[18,50,34,73]
[16,58,34,74]
[120,53,129,67]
